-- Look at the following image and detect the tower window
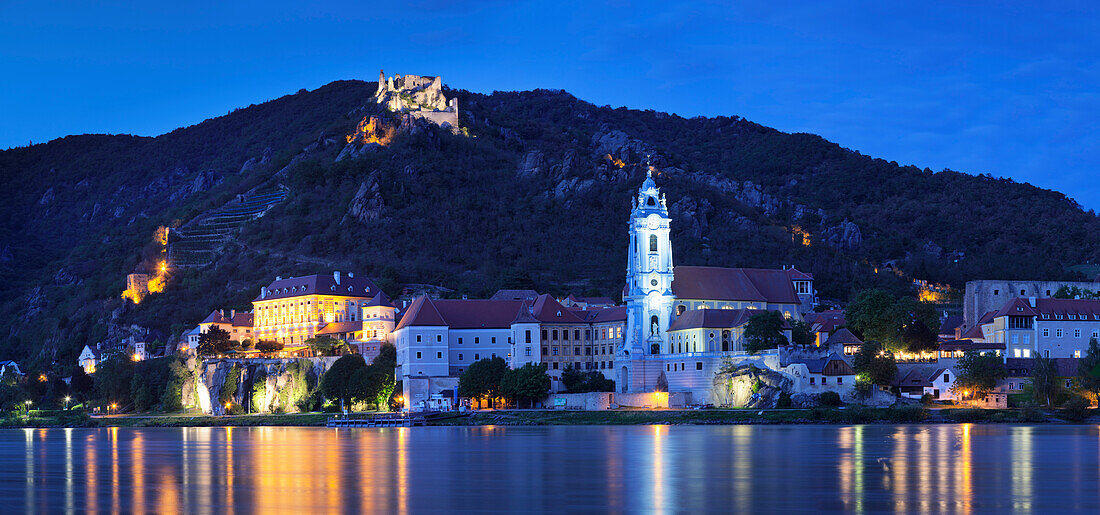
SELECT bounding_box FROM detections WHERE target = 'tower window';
[647,197,656,206]
[649,234,658,252]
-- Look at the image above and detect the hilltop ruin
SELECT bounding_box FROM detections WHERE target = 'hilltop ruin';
[373,70,458,128]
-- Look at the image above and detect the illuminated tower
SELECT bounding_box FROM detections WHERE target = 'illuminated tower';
[619,167,675,392]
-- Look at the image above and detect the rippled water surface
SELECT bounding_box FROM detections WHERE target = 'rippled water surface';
[2,424,1099,513]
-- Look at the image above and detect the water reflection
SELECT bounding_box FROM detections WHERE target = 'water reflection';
[1,424,1100,512]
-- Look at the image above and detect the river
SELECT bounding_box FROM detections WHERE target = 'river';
[1,424,1098,512]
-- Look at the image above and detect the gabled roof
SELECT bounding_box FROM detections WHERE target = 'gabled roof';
[364,291,395,308]
[667,308,758,332]
[805,310,846,333]
[316,321,363,335]
[672,266,802,304]
[570,306,627,323]
[960,311,996,340]
[489,289,539,301]
[200,310,230,325]
[939,315,964,336]
[824,328,862,346]
[231,313,253,327]
[894,365,948,388]
[254,273,381,301]
[1032,298,1100,319]
[785,268,813,281]
[81,345,101,360]
[511,300,541,324]
[530,294,586,324]
[797,353,854,375]
[395,296,526,330]
[991,297,1039,318]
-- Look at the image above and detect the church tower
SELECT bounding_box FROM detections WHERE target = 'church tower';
[619,167,675,392]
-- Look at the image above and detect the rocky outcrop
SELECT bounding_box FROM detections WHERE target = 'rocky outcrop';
[53,267,80,286]
[591,127,653,160]
[168,169,223,203]
[346,174,384,223]
[552,177,596,198]
[517,150,544,177]
[711,362,793,408]
[670,195,713,238]
[824,219,862,250]
[38,187,55,206]
[194,357,338,414]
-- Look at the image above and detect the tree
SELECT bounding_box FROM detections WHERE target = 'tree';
[363,343,397,409]
[320,354,368,410]
[255,340,284,353]
[70,367,94,400]
[1078,337,1100,405]
[952,351,1006,398]
[852,341,898,387]
[561,368,615,393]
[1032,356,1059,408]
[500,363,551,408]
[457,357,509,408]
[197,326,233,355]
[305,336,347,357]
[790,319,814,346]
[846,289,938,352]
[744,311,788,354]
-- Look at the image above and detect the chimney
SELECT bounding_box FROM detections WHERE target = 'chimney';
[276,276,282,281]
[334,271,341,285]
[261,286,267,299]
[230,309,236,319]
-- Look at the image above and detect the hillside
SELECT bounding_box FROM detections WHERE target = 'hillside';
[2,78,1098,372]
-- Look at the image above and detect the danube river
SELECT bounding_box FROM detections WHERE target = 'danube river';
[2,424,1099,512]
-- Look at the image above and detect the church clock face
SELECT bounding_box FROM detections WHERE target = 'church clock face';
[650,278,658,287]
[647,216,660,230]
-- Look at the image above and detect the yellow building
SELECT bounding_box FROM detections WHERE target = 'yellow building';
[252,271,385,345]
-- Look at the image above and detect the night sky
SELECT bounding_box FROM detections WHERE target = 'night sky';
[2,1,1098,208]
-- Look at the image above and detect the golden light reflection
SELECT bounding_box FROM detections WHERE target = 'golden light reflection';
[652,425,666,511]
[1011,426,1033,512]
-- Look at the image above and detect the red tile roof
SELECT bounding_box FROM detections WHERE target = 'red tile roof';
[317,321,363,335]
[824,328,862,346]
[667,308,758,331]
[231,313,253,327]
[805,310,846,333]
[960,311,996,340]
[570,306,627,323]
[530,294,586,324]
[364,291,395,308]
[785,267,814,280]
[671,266,800,304]
[254,273,381,302]
[200,310,229,325]
[395,296,525,330]
[991,297,1039,318]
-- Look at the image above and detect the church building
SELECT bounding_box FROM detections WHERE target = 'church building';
[619,170,815,403]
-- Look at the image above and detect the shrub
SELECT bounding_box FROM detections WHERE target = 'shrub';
[920,393,934,405]
[886,405,928,423]
[776,391,792,408]
[818,391,842,407]
[1020,406,1046,423]
[1061,396,1091,422]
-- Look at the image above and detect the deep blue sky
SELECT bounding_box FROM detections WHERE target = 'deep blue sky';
[2,1,1098,208]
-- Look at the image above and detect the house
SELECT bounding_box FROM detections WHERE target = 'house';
[895,364,959,400]
[0,360,24,379]
[785,353,856,396]
[823,328,863,356]
[1000,357,1082,397]
[985,297,1100,359]
[804,310,847,346]
[198,309,255,342]
[78,345,101,374]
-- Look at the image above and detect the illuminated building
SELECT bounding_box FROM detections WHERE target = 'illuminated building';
[252,272,385,345]
[619,170,818,403]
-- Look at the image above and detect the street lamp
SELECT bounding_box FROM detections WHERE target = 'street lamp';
[63,396,71,410]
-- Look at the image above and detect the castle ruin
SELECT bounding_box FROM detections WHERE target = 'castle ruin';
[374,70,459,128]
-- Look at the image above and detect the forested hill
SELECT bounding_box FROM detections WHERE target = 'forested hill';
[1,78,1097,370]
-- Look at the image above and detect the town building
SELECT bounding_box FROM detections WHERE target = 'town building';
[963,279,1100,327]
[618,170,815,403]
[252,271,385,345]
[198,309,255,342]
[78,345,101,374]
[393,293,626,409]
[978,297,1100,359]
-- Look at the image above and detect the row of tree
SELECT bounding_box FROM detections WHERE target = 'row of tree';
[196,327,350,357]
[457,357,552,408]
[319,343,397,411]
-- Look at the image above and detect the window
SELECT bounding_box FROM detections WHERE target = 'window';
[649,234,658,252]
[1043,328,1050,337]
[696,362,703,370]
[416,335,422,343]
[1094,331,1099,338]
[1045,350,1050,358]
[575,330,581,340]
[822,377,827,384]
[458,354,463,361]
[677,305,686,316]
[1066,379,1073,388]
[553,330,559,340]
[525,330,532,343]
[474,353,480,360]
[1023,349,1031,358]
[541,330,548,340]
[1021,289,1026,295]
[1057,329,1064,338]
[474,337,479,344]
[1011,334,1019,344]
[586,347,592,355]
[552,363,559,370]
[944,373,951,383]
[1075,329,1082,338]
[810,377,815,385]
[525,347,531,357]
[552,347,558,356]
[437,352,442,359]
[1014,348,1021,358]
[574,346,580,355]
[994,289,999,295]
[437,335,442,342]
[416,352,422,359]
[458,337,463,344]
[666,364,671,372]
[1075,350,1082,358]
[542,347,548,356]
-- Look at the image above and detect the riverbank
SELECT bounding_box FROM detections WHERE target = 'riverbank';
[3,406,1095,428]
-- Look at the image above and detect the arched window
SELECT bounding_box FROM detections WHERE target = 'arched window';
[722,330,731,352]
[649,234,658,252]
[647,196,656,206]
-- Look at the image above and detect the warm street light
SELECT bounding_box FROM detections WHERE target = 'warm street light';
[63,396,71,409]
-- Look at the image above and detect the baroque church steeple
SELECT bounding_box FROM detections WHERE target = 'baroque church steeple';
[623,166,675,361]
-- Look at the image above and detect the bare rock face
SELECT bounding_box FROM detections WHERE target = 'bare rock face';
[517,150,544,177]
[239,157,259,174]
[670,195,713,238]
[347,173,384,223]
[54,268,80,286]
[712,363,793,408]
[824,219,862,250]
[591,127,653,159]
[169,169,223,203]
[38,187,55,205]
